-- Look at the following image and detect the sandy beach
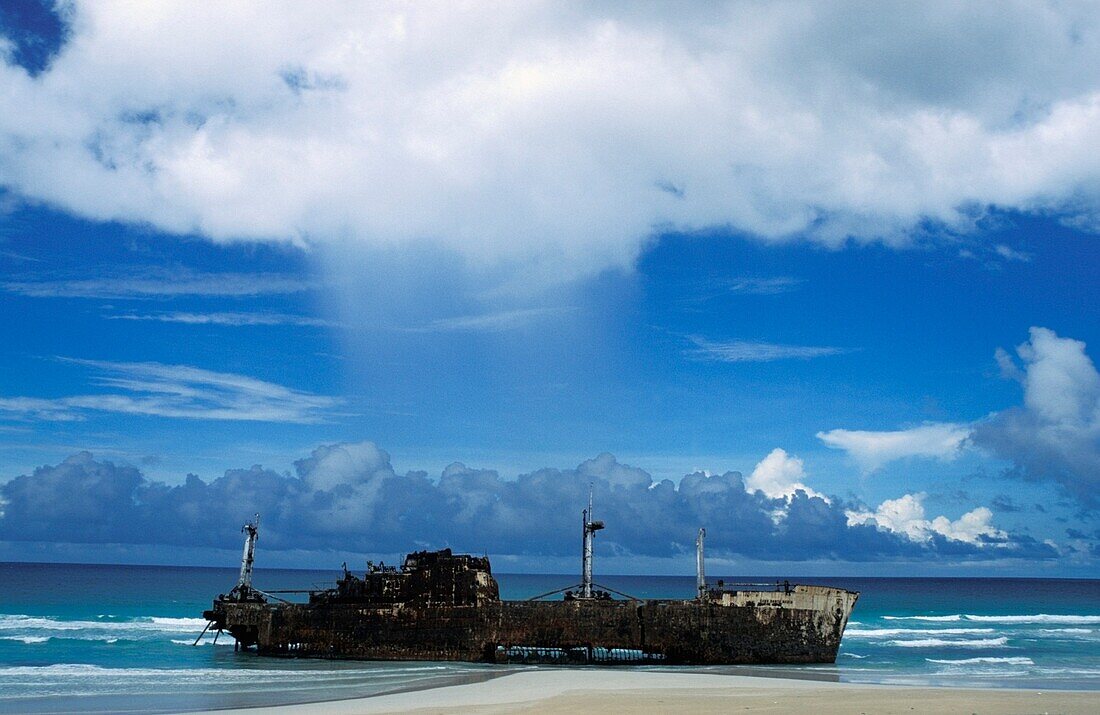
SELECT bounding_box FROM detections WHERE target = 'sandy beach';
[211,670,1097,715]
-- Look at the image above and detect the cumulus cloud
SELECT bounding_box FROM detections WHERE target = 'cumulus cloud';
[846,493,1008,547]
[972,327,1100,504]
[0,444,1052,562]
[817,423,971,472]
[0,359,339,423]
[2,3,1100,281]
[814,327,1099,505]
[745,448,826,500]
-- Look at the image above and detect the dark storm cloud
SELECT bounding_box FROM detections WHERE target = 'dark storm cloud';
[0,445,1054,561]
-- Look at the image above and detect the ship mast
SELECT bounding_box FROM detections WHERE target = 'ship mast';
[696,527,707,600]
[234,515,259,596]
[580,486,604,598]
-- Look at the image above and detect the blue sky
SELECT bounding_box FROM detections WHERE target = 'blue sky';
[0,2,1097,576]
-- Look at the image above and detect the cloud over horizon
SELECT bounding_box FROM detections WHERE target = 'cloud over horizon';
[2,2,1100,282]
[0,444,1054,563]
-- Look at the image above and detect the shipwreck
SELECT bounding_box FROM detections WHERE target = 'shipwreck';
[200,494,859,664]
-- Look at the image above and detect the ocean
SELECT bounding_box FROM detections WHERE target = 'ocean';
[0,563,1096,712]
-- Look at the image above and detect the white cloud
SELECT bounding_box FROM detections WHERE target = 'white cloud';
[296,441,395,493]
[993,244,1031,262]
[972,327,1100,503]
[816,327,1099,504]
[107,311,335,327]
[2,3,1100,281]
[727,277,804,295]
[1015,327,1099,427]
[2,271,314,298]
[408,306,573,333]
[0,250,42,263]
[687,337,850,363]
[746,447,825,500]
[816,423,971,472]
[847,493,1007,546]
[0,359,340,423]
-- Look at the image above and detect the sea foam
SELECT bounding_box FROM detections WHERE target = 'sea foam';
[0,613,210,633]
[927,657,1034,665]
[0,635,49,644]
[886,637,1008,648]
[846,627,995,638]
[964,614,1100,625]
[1039,628,1093,634]
[882,614,1100,624]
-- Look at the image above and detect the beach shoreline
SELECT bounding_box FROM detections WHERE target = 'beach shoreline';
[207,669,1098,715]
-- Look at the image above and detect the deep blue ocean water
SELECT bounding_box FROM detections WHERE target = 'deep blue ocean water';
[0,563,1096,712]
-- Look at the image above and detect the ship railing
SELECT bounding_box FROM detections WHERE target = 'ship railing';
[526,582,640,601]
[713,580,796,594]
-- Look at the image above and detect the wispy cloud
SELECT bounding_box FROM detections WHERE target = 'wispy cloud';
[727,277,804,295]
[993,244,1032,262]
[2,271,315,299]
[107,311,337,328]
[0,360,340,423]
[686,336,851,362]
[817,423,972,472]
[410,307,572,333]
[0,250,42,263]
[675,277,804,310]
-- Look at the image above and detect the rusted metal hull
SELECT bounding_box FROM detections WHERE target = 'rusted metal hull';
[205,585,858,665]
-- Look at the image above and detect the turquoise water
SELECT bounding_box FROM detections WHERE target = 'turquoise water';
[0,563,1097,712]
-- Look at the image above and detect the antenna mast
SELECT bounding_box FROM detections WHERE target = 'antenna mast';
[696,527,707,600]
[580,485,604,598]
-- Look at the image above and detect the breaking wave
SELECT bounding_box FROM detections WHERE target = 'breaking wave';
[886,637,1008,649]
[0,662,461,681]
[0,613,208,634]
[846,628,995,638]
[882,614,1100,624]
[964,615,1100,625]
[1039,628,1093,634]
[0,612,215,653]
[0,635,49,644]
[927,657,1034,665]
[148,617,210,628]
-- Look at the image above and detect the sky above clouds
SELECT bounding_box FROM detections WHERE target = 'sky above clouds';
[0,1,1097,576]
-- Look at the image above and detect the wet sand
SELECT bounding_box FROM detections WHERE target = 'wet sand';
[210,670,1097,714]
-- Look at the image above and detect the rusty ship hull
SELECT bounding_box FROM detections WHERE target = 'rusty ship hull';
[203,536,859,665]
[208,585,858,665]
